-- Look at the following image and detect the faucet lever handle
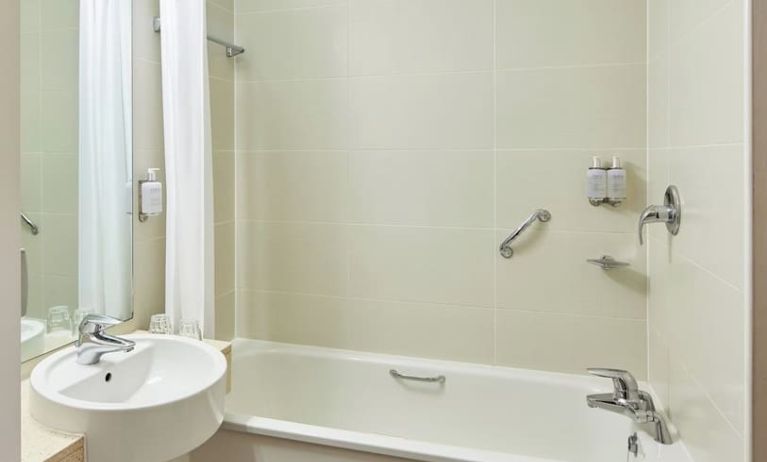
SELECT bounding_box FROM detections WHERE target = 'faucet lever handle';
[78,313,121,335]
[588,368,640,401]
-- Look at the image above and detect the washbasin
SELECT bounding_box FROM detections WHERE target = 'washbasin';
[30,334,227,462]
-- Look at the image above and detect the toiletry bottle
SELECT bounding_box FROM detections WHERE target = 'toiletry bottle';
[607,156,627,206]
[586,156,607,206]
[141,168,163,217]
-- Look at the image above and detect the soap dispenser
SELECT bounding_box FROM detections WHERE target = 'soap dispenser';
[586,156,607,206]
[607,156,627,206]
[139,168,163,222]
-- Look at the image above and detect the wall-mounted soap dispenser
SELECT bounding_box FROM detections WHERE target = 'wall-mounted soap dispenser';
[606,156,627,206]
[586,157,607,206]
[139,168,163,222]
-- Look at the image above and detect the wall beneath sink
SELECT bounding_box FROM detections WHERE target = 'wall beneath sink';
[646,1,751,461]
[232,0,649,375]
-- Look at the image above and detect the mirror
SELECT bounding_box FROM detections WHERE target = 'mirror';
[20,1,133,362]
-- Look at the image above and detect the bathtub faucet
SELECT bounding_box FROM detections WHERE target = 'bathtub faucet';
[586,368,673,445]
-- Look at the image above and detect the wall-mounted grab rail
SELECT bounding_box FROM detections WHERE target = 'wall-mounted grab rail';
[499,209,551,258]
[390,369,446,384]
[20,212,39,235]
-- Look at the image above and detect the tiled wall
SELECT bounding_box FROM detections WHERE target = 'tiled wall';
[647,1,749,461]
[234,0,649,375]
[20,0,80,320]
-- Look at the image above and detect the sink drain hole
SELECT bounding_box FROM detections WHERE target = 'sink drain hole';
[105,372,112,382]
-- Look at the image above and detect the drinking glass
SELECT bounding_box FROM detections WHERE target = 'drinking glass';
[149,313,173,334]
[178,319,202,340]
[47,306,72,334]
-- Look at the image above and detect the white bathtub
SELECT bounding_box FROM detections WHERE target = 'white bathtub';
[191,340,692,462]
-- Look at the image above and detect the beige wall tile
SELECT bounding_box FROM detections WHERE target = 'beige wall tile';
[40,29,77,92]
[496,150,646,233]
[214,291,235,341]
[213,151,235,224]
[40,91,77,152]
[40,0,78,30]
[133,59,165,151]
[348,226,495,307]
[237,79,348,150]
[42,154,77,214]
[210,78,235,151]
[349,0,493,76]
[496,310,646,377]
[134,0,161,64]
[21,153,42,213]
[496,230,646,318]
[349,72,493,149]
[349,150,494,227]
[668,1,744,147]
[496,64,646,149]
[41,214,77,277]
[237,5,348,81]
[237,0,346,13]
[496,0,645,69]
[215,222,235,296]
[237,151,349,222]
[237,221,349,296]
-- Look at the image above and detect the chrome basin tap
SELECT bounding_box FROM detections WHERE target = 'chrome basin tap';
[76,314,135,365]
[586,368,673,444]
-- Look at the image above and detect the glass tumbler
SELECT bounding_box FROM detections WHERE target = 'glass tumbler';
[178,319,202,340]
[149,313,173,334]
[47,305,72,334]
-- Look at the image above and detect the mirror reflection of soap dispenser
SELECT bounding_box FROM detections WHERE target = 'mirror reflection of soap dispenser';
[607,156,627,206]
[139,168,163,222]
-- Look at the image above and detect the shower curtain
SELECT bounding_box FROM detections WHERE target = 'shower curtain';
[78,0,133,318]
[160,0,216,337]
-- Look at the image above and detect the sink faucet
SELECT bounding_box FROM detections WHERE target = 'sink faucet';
[76,314,135,365]
[586,368,673,444]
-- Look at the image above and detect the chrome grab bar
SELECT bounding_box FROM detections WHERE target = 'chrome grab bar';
[499,209,551,258]
[20,212,39,235]
[390,369,446,384]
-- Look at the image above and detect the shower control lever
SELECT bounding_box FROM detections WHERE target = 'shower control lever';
[638,186,681,245]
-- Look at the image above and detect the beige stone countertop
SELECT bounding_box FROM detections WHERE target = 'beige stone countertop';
[21,333,232,462]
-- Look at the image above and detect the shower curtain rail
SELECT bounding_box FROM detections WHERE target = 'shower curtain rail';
[152,16,245,58]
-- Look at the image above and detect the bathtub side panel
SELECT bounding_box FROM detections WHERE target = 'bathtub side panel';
[190,429,417,462]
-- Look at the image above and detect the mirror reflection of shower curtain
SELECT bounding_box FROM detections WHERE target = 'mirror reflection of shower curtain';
[159,0,215,337]
[78,0,133,318]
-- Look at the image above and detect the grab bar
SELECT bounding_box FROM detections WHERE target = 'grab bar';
[390,369,446,384]
[20,212,39,235]
[499,209,551,258]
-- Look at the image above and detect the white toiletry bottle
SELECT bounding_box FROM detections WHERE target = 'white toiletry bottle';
[586,156,607,206]
[141,168,163,217]
[607,156,627,206]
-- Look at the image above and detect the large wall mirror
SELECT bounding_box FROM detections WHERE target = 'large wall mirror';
[20,1,133,362]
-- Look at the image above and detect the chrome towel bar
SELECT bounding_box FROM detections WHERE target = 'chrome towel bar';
[153,16,245,58]
[389,369,446,384]
[499,209,551,258]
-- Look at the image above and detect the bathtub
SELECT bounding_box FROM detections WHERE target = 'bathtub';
[191,340,692,462]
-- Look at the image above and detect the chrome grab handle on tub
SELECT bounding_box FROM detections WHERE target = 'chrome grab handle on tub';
[499,209,551,258]
[390,369,446,384]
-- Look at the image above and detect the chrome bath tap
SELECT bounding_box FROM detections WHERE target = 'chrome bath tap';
[76,314,135,365]
[586,368,673,444]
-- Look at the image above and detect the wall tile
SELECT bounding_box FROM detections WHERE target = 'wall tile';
[215,222,235,296]
[42,154,77,214]
[41,214,77,277]
[134,0,161,64]
[40,29,78,92]
[210,77,235,151]
[40,91,77,152]
[237,150,349,222]
[348,226,495,307]
[237,79,348,150]
[496,64,646,149]
[237,221,349,296]
[496,150,646,233]
[21,154,42,213]
[237,0,347,13]
[133,59,165,151]
[496,230,646,318]
[496,0,645,69]
[237,5,348,81]
[40,0,78,29]
[349,0,493,75]
[668,2,744,147]
[496,310,646,377]
[349,150,494,227]
[213,151,235,224]
[215,291,235,341]
[349,72,493,149]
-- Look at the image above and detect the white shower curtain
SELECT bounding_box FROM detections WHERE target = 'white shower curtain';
[160,0,216,337]
[78,0,133,318]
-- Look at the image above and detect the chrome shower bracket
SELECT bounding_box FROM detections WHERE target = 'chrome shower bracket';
[663,185,682,236]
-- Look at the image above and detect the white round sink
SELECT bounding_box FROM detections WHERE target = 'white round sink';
[21,318,45,362]
[30,334,227,462]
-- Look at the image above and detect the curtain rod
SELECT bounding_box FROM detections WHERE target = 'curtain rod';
[152,16,245,58]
